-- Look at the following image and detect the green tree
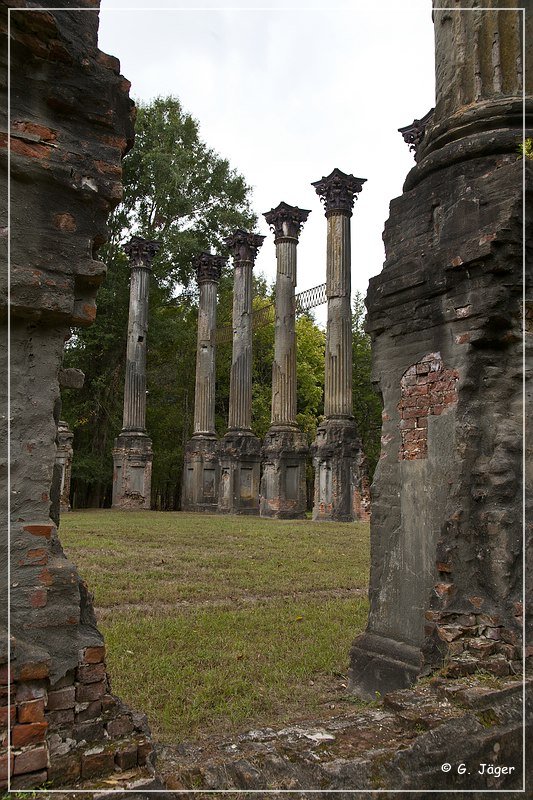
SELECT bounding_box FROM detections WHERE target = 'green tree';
[352,291,382,480]
[62,96,256,508]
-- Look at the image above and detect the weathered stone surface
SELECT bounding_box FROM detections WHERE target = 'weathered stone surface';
[112,236,159,510]
[349,0,531,697]
[310,169,367,522]
[217,431,261,515]
[217,230,264,515]
[158,679,530,796]
[183,253,225,512]
[0,2,154,788]
[260,203,310,519]
[55,420,74,514]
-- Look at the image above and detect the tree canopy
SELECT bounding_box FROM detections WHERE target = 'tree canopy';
[61,97,323,509]
[61,96,381,510]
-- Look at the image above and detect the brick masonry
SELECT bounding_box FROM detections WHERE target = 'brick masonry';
[398,353,459,461]
[0,1,154,790]
[0,646,153,790]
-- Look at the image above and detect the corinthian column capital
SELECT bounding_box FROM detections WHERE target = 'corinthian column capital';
[225,229,265,264]
[195,252,226,284]
[124,235,160,268]
[312,168,366,217]
[263,202,310,242]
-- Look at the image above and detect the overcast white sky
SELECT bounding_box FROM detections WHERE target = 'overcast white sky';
[98,0,436,325]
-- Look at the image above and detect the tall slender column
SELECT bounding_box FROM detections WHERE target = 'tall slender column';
[218,230,264,514]
[56,421,74,513]
[311,169,366,522]
[183,252,225,512]
[260,202,310,519]
[112,236,160,510]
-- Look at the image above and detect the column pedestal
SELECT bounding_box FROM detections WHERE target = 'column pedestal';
[260,426,308,519]
[182,434,219,513]
[311,417,364,522]
[217,431,261,515]
[112,431,153,510]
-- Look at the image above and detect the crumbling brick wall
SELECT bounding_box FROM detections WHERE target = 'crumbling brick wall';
[398,353,459,461]
[0,2,153,789]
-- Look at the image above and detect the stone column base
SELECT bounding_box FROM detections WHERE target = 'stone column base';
[348,632,422,700]
[311,417,366,522]
[182,434,219,512]
[260,426,309,519]
[112,431,153,510]
[217,431,261,515]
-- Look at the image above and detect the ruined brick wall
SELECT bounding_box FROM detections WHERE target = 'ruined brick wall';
[350,1,532,698]
[0,2,153,789]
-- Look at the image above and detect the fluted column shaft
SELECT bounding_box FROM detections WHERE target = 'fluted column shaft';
[123,263,150,431]
[433,0,527,122]
[271,238,298,426]
[324,211,352,418]
[194,279,218,435]
[226,230,264,432]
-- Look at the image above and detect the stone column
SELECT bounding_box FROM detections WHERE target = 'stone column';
[56,421,74,513]
[310,169,366,522]
[260,202,310,519]
[218,230,265,514]
[182,252,226,512]
[349,1,530,699]
[112,236,160,510]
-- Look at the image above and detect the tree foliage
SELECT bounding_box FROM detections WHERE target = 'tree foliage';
[62,96,327,509]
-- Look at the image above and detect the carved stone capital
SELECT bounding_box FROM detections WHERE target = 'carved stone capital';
[398,108,434,158]
[195,252,226,284]
[225,229,265,265]
[263,202,310,242]
[124,235,160,268]
[311,168,366,216]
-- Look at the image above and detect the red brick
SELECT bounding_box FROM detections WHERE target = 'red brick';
[15,683,47,703]
[18,699,45,723]
[11,121,58,142]
[137,740,153,766]
[10,769,48,789]
[38,568,54,587]
[0,751,14,781]
[76,700,102,722]
[76,681,105,703]
[13,746,48,775]
[47,708,74,729]
[47,750,81,783]
[80,749,114,779]
[101,694,117,712]
[435,583,454,598]
[106,714,133,738]
[80,646,106,665]
[47,686,75,711]
[53,212,77,231]
[77,663,105,684]
[0,705,15,728]
[29,588,47,608]
[12,722,47,748]
[0,666,12,685]
[0,685,15,707]
[115,744,137,770]
[22,524,53,539]
[15,660,50,681]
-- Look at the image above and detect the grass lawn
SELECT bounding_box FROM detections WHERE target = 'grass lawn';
[60,511,370,743]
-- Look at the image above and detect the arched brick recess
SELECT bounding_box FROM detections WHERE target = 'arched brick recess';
[398,353,459,461]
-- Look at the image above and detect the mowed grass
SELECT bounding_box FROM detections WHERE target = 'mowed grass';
[60,511,370,742]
